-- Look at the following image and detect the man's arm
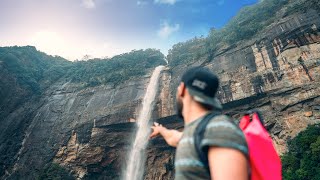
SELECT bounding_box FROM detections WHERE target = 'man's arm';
[208,147,248,180]
[150,123,182,147]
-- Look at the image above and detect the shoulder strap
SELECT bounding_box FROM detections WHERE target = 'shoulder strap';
[194,112,221,170]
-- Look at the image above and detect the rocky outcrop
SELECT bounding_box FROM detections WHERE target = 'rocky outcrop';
[53,123,135,179]
[51,116,180,180]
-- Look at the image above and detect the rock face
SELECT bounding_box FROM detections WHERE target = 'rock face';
[0,71,159,179]
[212,11,320,154]
[51,116,180,180]
[1,6,320,180]
[165,10,320,155]
[53,123,135,180]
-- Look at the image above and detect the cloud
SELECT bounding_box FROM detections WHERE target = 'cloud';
[137,0,148,6]
[82,0,95,9]
[154,0,178,5]
[217,0,225,6]
[157,21,180,38]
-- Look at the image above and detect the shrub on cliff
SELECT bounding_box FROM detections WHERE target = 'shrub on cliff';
[282,124,320,180]
[37,163,74,180]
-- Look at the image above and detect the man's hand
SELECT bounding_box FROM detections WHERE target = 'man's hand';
[150,122,163,138]
[149,122,182,147]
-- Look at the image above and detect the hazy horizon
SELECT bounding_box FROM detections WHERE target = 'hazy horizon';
[0,0,257,61]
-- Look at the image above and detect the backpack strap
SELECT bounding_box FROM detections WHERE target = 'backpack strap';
[194,112,221,172]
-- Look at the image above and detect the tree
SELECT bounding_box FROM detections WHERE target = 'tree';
[282,124,320,180]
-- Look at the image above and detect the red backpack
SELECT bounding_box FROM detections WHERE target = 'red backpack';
[239,111,282,180]
[194,110,282,180]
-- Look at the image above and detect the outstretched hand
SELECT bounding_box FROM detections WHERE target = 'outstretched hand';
[149,122,182,147]
[150,122,163,139]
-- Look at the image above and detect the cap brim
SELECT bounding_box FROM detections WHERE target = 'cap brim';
[187,88,223,110]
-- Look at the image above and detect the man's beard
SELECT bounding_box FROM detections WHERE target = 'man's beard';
[176,98,183,119]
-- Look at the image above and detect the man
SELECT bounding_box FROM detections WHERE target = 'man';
[150,67,249,180]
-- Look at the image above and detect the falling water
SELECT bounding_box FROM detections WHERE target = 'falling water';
[124,65,165,180]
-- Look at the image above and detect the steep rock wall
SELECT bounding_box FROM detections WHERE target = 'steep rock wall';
[167,10,320,128]
[2,69,167,179]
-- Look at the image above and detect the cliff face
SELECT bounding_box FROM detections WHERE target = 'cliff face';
[167,10,320,154]
[0,47,165,179]
[1,72,158,178]
[208,10,320,154]
[152,9,320,179]
[1,3,320,180]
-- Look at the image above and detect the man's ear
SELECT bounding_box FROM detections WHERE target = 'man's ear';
[177,83,186,97]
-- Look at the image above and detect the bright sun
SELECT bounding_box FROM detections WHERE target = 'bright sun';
[30,31,66,56]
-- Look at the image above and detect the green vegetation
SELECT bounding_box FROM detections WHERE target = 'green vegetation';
[167,0,302,67]
[212,0,288,45]
[0,46,165,91]
[282,124,320,180]
[0,46,72,93]
[37,163,74,180]
[284,0,320,15]
[167,37,207,67]
[66,49,165,87]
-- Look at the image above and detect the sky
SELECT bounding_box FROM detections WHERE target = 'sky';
[0,0,258,61]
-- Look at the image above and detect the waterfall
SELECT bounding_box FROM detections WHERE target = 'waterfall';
[123,65,165,180]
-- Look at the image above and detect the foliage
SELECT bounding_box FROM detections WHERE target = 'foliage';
[0,46,72,93]
[0,47,165,91]
[66,49,165,87]
[284,0,320,15]
[37,163,74,180]
[167,37,206,67]
[282,124,320,180]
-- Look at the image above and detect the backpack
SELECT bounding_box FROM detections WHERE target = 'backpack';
[194,110,282,180]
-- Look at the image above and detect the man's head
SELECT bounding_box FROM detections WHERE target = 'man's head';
[176,67,222,118]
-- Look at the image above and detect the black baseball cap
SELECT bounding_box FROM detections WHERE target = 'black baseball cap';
[181,67,222,110]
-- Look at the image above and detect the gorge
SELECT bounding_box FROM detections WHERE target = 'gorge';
[0,0,320,179]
